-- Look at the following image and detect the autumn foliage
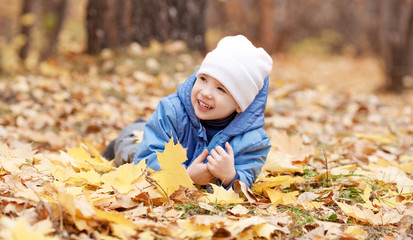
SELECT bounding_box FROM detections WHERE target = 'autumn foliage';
[1,42,413,239]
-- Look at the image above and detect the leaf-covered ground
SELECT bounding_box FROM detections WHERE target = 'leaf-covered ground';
[0,42,413,239]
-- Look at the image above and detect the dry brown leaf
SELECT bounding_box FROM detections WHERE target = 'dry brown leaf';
[233,180,258,203]
[228,204,249,216]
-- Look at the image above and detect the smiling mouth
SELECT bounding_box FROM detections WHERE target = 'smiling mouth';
[199,100,212,109]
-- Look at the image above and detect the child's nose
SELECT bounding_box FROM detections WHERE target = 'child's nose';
[201,87,213,98]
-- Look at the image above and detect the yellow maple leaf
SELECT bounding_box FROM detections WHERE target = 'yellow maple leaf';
[51,165,77,182]
[264,189,299,206]
[111,223,138,240]
[100,161,146,194]
[177,219,213,239]
[151,137,194,196]
[199,184,244,204]
[67,144,114,173]
[95,209,136,228]
[68,169,102,187]
[253,175,306,194]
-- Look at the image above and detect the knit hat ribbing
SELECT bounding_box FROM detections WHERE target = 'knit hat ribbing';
[196,35,273,111]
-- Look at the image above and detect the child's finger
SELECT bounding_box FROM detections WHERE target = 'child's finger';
[210,149,220,159]
[207,155,215,165]
[215,146,227,156]
[194,149,208,163]
[225,142,234,155]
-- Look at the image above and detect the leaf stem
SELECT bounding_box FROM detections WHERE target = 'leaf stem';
[322,146,329,185]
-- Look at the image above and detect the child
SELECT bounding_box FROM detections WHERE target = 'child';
[103,35,273,188]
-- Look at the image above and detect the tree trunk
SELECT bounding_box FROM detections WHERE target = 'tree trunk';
[86,0,107,54]
[19,0,34,60]
[40,0,68,61]
[379,0,413,92]
[258,0,275,53]
[87,0,206,54]
[117,0,133,45]
[87,0,124,54]
[130,0,166,44]
[272,0,294,53]
[170,0,207,51]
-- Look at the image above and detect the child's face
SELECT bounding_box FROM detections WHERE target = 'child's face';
[191,74,241,120]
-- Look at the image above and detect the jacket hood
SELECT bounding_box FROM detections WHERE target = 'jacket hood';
[177,70,269,137]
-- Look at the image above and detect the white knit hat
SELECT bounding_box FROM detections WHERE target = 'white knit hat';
[196,35,273,111]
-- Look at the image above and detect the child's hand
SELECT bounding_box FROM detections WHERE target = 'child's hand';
[207,142,236,187]
[187,149,215,185]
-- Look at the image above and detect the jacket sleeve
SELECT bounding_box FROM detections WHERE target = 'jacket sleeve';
[231,129,271,188]
[133,98,178,171]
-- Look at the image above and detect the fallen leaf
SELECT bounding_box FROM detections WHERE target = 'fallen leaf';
[228,204,249,216]
[226,216,267,237]
[262,151,303,173]
[354,132,397,145]
[253,175,306,194]
[67,145,114,173]
[0,144,34,173]
[111,223,138,240]
[296,192,319,204]
[343,226,367,240]
[164,208,184,218]
[191,214,227,226]
[265,189,299,206]
[335,200,403,225]
[151,138,194,196]
[233,180,257,203]
[10,218,56,240]
[255,222,283,239]
[261,130,314,174]
[199,184,244,204]
[100,162,146,194]
[374,166,413,194]
[177,219,213,239]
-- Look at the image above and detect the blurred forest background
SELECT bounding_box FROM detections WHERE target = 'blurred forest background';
[0,0,412,92]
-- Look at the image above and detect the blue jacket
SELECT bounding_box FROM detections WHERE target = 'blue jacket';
[133,71,271,188]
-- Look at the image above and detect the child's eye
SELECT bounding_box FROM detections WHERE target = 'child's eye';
[200,76,207,82]
[217,87,227,93]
